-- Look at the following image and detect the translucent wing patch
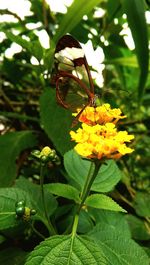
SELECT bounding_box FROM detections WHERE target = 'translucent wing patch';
[52,35,95,111]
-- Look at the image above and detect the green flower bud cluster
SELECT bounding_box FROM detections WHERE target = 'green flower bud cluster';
[15,201,36,222]
[31,146,60,165]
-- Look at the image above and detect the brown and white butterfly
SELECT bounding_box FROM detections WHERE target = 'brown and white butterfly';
[52,35,96,124]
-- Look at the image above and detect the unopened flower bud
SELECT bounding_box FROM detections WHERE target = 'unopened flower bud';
[40,146,52,157]
[31,150,41,158]
[40,155,49,163]
[49,150,56,158]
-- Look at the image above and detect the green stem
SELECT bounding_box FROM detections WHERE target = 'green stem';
[79,161,101,212]
[40,163,56,235]
[30,221,45,240]
[71,160,101,236]
[0,111,39,122]
[72,214,79,237]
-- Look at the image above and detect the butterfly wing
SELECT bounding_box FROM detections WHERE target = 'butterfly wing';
[53,35,94,111]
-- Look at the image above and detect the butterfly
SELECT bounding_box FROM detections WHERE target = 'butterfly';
[52,35,96,124]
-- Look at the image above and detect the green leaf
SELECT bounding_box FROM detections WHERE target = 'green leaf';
[85,194,126,212]
[25,235,106,265]
[133,192,150,217]
[16,177,58,221]
[0,187,32,230]
[45,183,80,203]
[107,0,122,20]
[89,222,149,265]
[64,149,91,190]
[5,31,31,51]
[29,40,44,61]
[0,248,28,265]
[144,247,150,258]
[54,0,104,43]
[92,160,122,192]
[43,49,55,72]
[5,31,43,61]
[64,150,122,192]
[0,131,37,187]
[126,214,150,241]
[89,209,131,238]
[122,0,149,99]
[106,56,139,68]
[40,88,73,155]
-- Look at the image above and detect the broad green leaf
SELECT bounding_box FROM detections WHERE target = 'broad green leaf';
[85,194,126,212]
[122,0,149,99]
[144,247,150,258]
[0,187,32,230]
[126,214,150,241]
[40,88,73,155]
[133,192,150,217]
[45,183,80,203]
[92,160,122,192]
[15,177,58,221]
[89,209,131,238]
[54,0,104,43]
[25,235,106,265]
[0,248,28,265]
[89,222,149,265]
[64,150,122,192]
[64,149,92,190]
[0,131,37,187]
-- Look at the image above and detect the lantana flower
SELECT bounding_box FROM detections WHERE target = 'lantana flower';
[74,104,126,126]
[70,105,134,160]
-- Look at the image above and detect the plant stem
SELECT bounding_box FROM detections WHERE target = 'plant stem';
[30,221,45,240]
[72,214,79,237]
[79,161,101,212]
[40,163,56,235]
[71,160,101,236]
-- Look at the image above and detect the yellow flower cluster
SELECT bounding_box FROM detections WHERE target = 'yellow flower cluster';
[76,104,126,125]
[70,105,134,160]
